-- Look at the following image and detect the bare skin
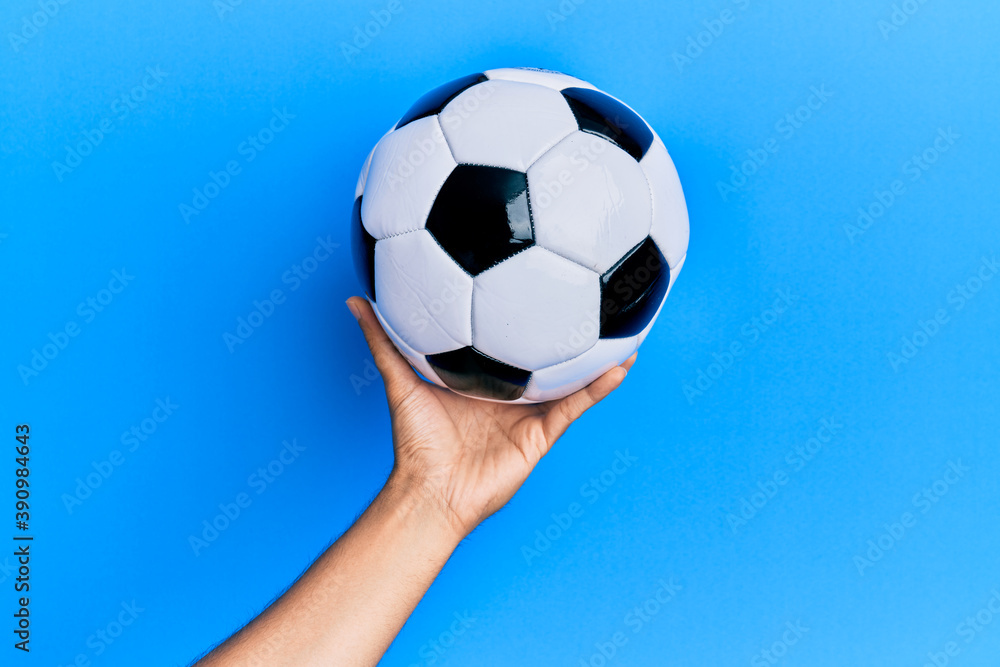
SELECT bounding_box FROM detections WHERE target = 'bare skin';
[195,297,635,667]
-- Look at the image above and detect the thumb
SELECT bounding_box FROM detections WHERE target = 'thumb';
[347,297,420,402]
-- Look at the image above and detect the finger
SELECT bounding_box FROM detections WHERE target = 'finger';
[541,365,627,445]
[346,297,420,398]
[620,351,638,373]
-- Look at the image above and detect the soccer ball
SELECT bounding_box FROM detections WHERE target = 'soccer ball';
[351,67,689,403]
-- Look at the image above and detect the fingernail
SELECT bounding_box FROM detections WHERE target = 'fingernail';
[346,299,361,321]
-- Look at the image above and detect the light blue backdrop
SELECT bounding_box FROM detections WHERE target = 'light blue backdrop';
[2,0,999,665]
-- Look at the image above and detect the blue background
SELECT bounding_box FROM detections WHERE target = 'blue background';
[2,0,999,665]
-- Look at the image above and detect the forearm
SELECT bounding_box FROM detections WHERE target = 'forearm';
[198,472,464,667]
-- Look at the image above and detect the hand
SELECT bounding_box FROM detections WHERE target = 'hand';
[195,298,632,667]
[347,297,635,540]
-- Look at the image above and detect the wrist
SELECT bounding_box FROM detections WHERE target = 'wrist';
[380,469,468,547]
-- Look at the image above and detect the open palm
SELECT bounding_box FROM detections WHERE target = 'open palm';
[348,296,635,537]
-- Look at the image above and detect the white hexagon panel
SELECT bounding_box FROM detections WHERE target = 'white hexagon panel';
[527,130,652,274]
[374,230,473,355]
[361,115,456,239]
[472,246,600,371]
[441,80,577,172]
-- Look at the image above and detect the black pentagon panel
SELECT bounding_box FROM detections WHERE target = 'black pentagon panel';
[425,165,534,276]
[561,87,654,162]
[396,73,489,130]
[427,347,531,401]
[350,196,377,301]
[599,237,670,338]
